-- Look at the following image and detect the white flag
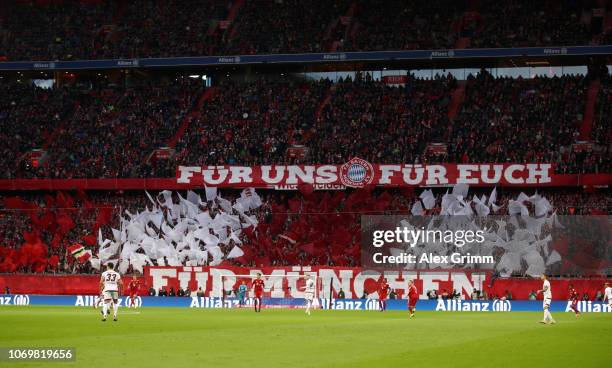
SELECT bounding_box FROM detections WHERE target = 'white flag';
[205,187,218,202]
[227,246,245,259]
[187,190,201,206]
[411,201,424,216]
[419,189,436,210]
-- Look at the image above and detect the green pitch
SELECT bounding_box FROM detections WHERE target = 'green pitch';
[1,306,611,368]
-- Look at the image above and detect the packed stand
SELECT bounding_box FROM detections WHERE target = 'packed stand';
[0,188,609,274]
[34,78,201,178]
[177,72,603,170]
[0,0,117,61]
[447,71,597,172]
[339,0,460,52]
[469,0,593,49]
[0,0,605,61]
[175,78,331,166]
[0,83,89,179]
[308,73,454,164]
[104,0,229,59]
[178,73,455,167]
[224,0,349,54]
[588,74,611,173]
[1,71,609,178]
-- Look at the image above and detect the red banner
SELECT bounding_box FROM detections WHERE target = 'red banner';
[426,143,448,155]
[572,142,594,152]
[0,274,145,295]
[0,162,609,191]
[177,160,611,189]
[382,75,408,84]
[286,146,308,159]
[1,269,609,300]
[144,266,611,300]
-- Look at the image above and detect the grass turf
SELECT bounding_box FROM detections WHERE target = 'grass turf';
[1,306,611,368]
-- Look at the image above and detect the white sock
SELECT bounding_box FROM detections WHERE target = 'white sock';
[113,302,118,317]
[306,300,311,314]
[102,302,109,317]
[543,309,552,321]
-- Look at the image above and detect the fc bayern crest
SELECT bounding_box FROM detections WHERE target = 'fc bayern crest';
[340,157,374,187]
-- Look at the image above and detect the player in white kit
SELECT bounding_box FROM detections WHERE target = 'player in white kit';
[100,262,122,322]
[301,275,315,316]
[604,282,612,310]
[537,274,555,324]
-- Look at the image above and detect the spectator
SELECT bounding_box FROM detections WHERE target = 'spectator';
[338,288,345,299]
[480,290,489,300]
[169,287,176,297]
[148,287,156,296]
[471,288,479,300]
[451,289,461,300]
[196,287,205,298]
[441,289,449,300]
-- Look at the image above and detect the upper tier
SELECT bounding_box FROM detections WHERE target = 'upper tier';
[0,72,610,180]
[0,0,609,63]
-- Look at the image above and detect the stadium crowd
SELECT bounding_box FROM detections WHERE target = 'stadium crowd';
[0,82,96,179]
[0,71,609,178]
[175,78,331,167]
[0,0,606,61]
[0,188,609,275]
[1,78,200,179]
[447,72,607,174]
[468,0,593,49]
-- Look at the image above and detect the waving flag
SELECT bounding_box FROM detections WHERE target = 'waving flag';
[67,243,92,263]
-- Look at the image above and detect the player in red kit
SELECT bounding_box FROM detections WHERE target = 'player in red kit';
[128,276,140,308]
[252,273,265,312]
[568,284,580,316]
[407,279,419,318]
[378,278,390,311]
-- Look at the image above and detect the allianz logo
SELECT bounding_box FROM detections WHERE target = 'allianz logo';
[430,50,455,58]
[565,301,611,313]
[319,298,378,310]
[436,299,511,312]
[218,56,241,63]
[0,294,30,305]
[543,48,568,55]
[117,60,139,67]
[33,62,56,69]
[74,295,141,307]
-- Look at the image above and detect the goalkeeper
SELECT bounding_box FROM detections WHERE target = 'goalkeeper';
[237,281,247,307]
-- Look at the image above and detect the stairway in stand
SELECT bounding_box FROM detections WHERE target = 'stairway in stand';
[167,87,217,148]
[579,79,600,140]
[447,81,466,120]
